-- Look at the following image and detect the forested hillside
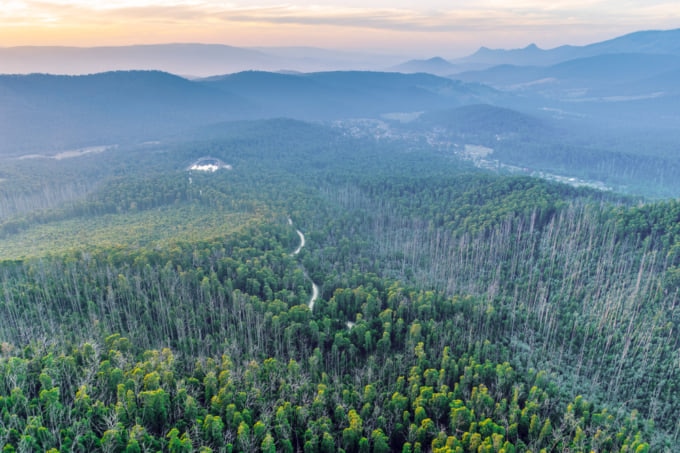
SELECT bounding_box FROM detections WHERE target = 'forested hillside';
[0,119,678,451]
[3,65,680,198]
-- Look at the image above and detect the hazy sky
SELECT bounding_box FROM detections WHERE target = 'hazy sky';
[2,1,679,56]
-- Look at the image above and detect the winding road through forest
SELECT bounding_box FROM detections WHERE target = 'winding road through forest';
[289,218,355,328]
[289,218,319,310]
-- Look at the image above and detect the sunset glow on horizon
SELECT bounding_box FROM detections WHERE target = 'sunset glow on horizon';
[2,1,679,56]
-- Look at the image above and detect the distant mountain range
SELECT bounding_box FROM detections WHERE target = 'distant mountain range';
[397,28,680,74]
[0,70,497,155]
[0,44,405,77]
[437,29,680,132]
[2,27,679,197]
[3,28,679,78]
[455,28,680,67]
[453,53,680,95]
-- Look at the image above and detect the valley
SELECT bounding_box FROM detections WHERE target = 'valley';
[0,27,679,452]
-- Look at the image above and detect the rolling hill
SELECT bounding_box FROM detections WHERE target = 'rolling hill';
[0,70,498,155]
[453,53,680,96]
[0,70,250,154]
[201,70,499,120]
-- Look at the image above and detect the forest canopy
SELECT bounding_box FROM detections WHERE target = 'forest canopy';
[0,119,677,451]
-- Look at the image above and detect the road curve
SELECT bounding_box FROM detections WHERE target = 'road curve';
[309,282,319,311]
[293,230,305,256]
[289,218,350,327]
[289,219,318,310]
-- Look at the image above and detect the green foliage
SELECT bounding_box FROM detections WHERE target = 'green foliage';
[0,118,676,451]
[0,295,654,452]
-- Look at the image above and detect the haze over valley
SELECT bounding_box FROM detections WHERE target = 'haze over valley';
[3,28,680,197]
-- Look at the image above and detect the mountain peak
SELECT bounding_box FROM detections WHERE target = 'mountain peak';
[391,56,456,75]
[456,27,680,69]
[426,56,450,64]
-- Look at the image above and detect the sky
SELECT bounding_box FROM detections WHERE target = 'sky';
[2,1,679,57]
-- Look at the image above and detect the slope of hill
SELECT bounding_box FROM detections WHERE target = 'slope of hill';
[415,104,549,137]
[0,70,250,154]
[202,70,498,120]
[453,53,680,95]
[583,27,680,56]
[395,102,680,197]
[448,51,680,163]
[0,70,501,155]
[2,64,678,197]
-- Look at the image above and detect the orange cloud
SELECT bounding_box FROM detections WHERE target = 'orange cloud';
[0,1,678,53]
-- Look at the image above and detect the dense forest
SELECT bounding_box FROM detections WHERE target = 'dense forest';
[0,119,679,451]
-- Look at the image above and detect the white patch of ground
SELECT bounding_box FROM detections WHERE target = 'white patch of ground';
[190,164,219,172]
[17,145,115,160]
[187,157,232,172]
